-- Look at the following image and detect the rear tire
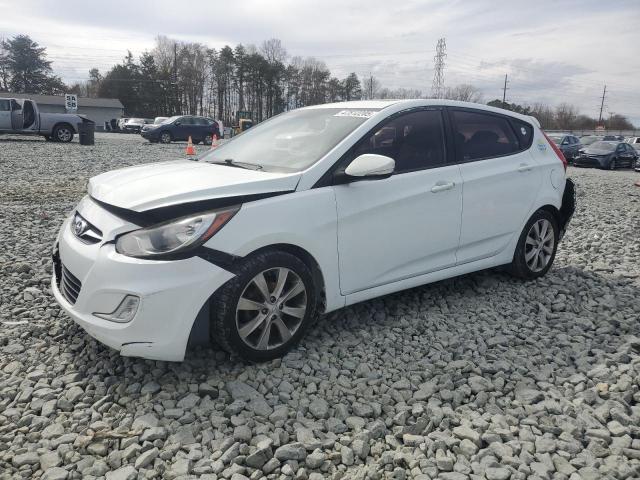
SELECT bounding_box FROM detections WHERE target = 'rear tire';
[508,210,559,280]
[210,250,318,362]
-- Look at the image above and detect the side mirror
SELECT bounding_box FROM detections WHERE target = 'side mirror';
[344,154,395,178]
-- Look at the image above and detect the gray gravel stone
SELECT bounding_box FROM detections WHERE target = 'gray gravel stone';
[1,142,639,479]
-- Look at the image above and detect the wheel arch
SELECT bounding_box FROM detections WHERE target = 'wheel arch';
[53,121,77,134]
[187,242,328,350]
[244,243,327,311]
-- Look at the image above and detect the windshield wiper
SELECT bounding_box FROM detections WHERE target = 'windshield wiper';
[208,158,263,170]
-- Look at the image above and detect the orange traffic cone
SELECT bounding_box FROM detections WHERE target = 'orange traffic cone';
[210,133,219,149]
[185,136,196,156]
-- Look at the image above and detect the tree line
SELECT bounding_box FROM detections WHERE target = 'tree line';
[486,99,634,131]
[0,34,635,130]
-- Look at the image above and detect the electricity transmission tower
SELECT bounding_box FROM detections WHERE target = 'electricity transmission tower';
[430,38,446,99]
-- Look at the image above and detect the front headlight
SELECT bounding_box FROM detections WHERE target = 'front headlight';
[115,206,239,258]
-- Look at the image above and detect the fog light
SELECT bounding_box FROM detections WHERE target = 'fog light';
[93,295,140,323]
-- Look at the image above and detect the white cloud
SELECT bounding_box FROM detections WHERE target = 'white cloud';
[1,0,638,124]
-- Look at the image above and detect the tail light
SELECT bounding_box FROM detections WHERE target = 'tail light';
[542,131,568,171]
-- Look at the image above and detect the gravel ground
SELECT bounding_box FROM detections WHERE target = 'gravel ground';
[0,132,639,480]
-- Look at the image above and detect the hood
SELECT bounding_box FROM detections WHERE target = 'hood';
[582,147,613,156]
[89,160,301,212]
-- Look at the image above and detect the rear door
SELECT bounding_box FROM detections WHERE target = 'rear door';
[334,108,463,294]
[451,108,541,264]
[0,99,11,129]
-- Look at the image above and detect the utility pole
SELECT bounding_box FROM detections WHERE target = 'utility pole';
[430,38,446,99]
[502,74,509,108]
[598,85,606,125]
[173,43,178,115]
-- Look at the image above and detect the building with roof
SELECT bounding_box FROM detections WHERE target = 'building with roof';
[0,93,124,131]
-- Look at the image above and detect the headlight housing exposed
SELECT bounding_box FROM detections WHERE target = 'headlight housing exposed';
[115,206,239,258]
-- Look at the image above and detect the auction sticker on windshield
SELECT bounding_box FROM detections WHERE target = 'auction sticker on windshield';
[334,110,378,118]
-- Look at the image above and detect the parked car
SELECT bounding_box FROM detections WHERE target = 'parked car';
[123,118,147,134]
[574,141,638,169]
[602,135,624,141]
[547,133,581,161]
[51,100,575,362]
[140,115,220,144]
[579,135,602,146]
[117,118,129,131]
[0,97,91,142]
[625,136,640,152]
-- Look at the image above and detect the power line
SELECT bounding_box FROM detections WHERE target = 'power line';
[430,38,446,99]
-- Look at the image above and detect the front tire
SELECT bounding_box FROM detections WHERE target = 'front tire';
[609,158,617,170]
[53,124,74,143]
[159,131,172,144]
[210,250,318,362]
[508,210,558,280]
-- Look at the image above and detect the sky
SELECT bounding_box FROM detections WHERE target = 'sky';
[1,0,639,125]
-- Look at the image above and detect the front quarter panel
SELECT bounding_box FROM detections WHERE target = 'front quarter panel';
[204,188,343,312]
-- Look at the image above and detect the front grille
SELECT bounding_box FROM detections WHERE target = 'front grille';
[59,263,82,305]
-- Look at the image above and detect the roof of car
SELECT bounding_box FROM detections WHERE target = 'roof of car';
[302,99,540,126]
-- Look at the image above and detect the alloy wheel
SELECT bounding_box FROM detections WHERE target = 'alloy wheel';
[524,219,555,272]
[235,267,307,351]
[57,128,72,142]
[161,132,171,143]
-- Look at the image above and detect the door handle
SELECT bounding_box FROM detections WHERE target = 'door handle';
[431,181,455,193]
[517,163,533,172]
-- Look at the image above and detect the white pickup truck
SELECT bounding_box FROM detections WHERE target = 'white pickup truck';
[0,97,92,142]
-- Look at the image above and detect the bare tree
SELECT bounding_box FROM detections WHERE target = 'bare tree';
[555,103,578,130]
[260,38,288,65]
[529,102,556,129]
[362,75,381,99]
[443,84,482,103]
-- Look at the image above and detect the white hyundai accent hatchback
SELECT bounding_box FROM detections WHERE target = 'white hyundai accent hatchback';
[52,100,575,362]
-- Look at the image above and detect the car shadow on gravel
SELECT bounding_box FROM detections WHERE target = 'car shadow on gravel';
[61,264,638,390]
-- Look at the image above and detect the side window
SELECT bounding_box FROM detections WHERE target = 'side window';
[353,109,446,173]
[452,110,519,161]
[0,99,10,111]
[11,99,21,111]
[510,119,533,148]
[180,117,194,125]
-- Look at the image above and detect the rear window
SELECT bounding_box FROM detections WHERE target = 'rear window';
[452,110,520,161]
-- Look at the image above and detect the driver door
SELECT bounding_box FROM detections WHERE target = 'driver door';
[0,99,11,129]
[333,108,463,295]
[10,99,24,130]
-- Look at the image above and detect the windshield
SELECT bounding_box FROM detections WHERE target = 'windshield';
[588,141,616,152]
[200,108,380,172]
[580,136,601,145]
